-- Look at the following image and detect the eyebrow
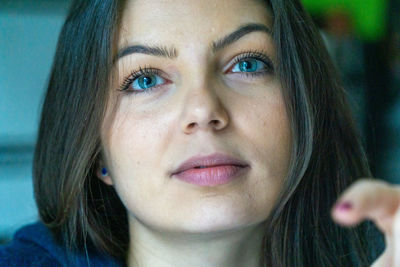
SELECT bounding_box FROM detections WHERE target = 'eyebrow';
[115,23,271,61]
[116,45,177,61]
[212,23,271,52]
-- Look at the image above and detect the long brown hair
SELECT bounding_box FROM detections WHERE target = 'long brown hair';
[33,0,384,265]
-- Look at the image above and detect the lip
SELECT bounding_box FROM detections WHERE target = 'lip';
[170,153,250,186]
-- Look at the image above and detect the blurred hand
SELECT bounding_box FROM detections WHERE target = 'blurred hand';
[331,179,400,266]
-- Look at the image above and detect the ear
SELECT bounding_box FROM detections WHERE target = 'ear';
[96,160,113,186]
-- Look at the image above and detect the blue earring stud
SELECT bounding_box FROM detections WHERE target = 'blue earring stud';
[101,167,108,176]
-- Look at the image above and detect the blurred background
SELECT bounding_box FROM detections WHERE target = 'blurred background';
[0,0,399,244]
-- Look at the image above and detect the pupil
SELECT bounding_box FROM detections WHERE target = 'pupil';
[144,77,151,85]
[139,76,154,89]
[240,61,255,72]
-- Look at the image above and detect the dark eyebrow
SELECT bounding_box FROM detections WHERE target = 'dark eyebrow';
[212,23,271,53]
[115,23,271,62]
[116,45,177,61]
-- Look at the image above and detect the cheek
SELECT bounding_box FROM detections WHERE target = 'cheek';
[109,118,155,170]
[232,89,291,207]
[236,89,291,173]
[107,99,169,168]
[103,104,171,207]
[258,101,291,170]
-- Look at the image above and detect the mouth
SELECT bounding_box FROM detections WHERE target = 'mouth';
[171,153,250,186]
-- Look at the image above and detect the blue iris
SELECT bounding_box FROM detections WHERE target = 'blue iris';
[232,59,265,73]
[131,75,165,91]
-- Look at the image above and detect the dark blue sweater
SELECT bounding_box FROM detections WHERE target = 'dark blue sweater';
[0,222,123,266]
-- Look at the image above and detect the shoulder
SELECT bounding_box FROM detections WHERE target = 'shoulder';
[0,222,124,267]
[0,223,60,266]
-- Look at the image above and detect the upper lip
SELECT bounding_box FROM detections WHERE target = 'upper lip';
[171,153,249,176]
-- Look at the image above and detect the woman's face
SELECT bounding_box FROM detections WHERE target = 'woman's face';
[100,0,292,233]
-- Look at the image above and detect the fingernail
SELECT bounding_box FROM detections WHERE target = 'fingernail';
[335,201,353,212]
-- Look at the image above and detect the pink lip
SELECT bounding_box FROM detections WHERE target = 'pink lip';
[171,153,249,186]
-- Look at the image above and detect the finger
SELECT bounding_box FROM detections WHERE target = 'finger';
[331,178,400,234]
[370,247,392,267]
[370,201,400,266]
[393,206,400,266]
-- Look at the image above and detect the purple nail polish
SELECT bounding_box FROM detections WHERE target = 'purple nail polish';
[336,202,352,212]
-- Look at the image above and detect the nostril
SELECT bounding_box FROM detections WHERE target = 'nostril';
[184,120,223,133]
[188,122,197,129]
[210,120,220,126]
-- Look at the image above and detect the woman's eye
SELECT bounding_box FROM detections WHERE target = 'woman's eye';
[231,58,267,73]
[130,74,165,91]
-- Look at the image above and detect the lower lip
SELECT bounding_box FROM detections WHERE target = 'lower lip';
[173,165,248,186]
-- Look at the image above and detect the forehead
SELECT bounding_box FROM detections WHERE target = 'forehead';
[118,0,272,47]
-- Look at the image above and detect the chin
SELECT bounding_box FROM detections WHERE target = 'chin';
[166,209,266,234]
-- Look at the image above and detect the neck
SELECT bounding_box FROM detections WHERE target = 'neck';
[127,218,265,267]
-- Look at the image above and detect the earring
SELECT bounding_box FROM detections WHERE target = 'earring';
[101,167,108,177]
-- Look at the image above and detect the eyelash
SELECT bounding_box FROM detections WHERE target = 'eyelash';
[230,50,274,76]
[117,50,274,93]
[118,66,161,92]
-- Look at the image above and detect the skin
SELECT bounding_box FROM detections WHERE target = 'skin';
[96,0,400,266]
[97,0,291,266]
[332,179,400,266]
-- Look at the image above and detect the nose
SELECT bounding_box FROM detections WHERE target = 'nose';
[180,81,229,134]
